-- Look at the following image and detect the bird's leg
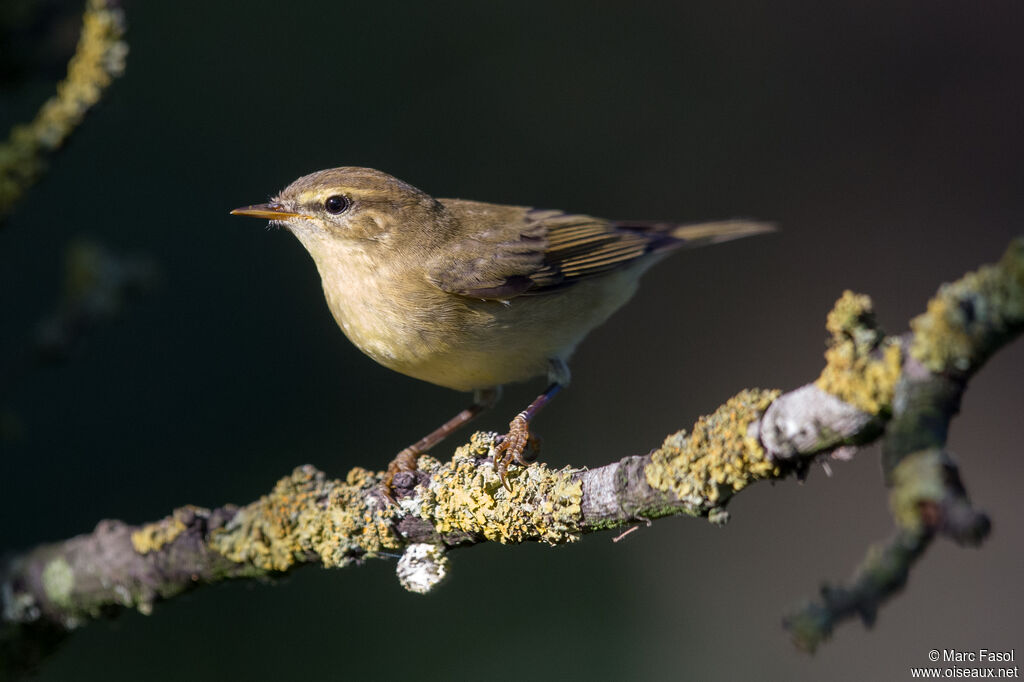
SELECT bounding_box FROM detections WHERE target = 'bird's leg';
[382,387,501,500]
[494,359,570,491]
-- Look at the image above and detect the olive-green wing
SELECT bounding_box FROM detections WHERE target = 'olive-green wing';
[427,204,771,300]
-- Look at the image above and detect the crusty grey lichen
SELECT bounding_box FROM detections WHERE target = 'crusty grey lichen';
[396,543,449,594]
[645,389,781,514]
[417,432,584,545]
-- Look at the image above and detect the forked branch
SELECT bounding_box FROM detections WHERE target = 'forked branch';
[2,238,1021,675]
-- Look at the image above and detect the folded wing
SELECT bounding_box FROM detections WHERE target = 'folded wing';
[427,205,771,301]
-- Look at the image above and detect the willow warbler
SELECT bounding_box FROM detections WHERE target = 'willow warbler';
[232,167,772,496]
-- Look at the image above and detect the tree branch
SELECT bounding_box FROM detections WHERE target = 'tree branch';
[2,237,1021,675]
[0,0,127,223]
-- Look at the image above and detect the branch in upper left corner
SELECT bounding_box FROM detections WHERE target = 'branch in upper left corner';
[0,0,128,223]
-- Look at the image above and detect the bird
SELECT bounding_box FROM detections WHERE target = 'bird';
[231,167,772,497]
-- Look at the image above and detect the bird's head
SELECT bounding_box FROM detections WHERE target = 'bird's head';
[231,167,447,253]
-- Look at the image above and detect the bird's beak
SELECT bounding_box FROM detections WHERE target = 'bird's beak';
[230,202,304,220]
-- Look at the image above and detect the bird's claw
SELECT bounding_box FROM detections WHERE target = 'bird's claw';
[494,413,535,491]
[378,446,420,505]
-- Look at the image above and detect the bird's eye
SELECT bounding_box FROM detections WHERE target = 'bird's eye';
[324,195,350,215]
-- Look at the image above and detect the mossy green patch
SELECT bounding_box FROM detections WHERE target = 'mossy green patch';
[888,449,948,531]
[42,558,74,608]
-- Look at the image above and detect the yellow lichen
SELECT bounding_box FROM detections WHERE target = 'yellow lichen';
[131,514,187,555]
[825,291,876,339]
[317,466,402,567]
[209,465,401,572]
[910,239,1024,373]
[645,389,781,510]
[419,432,583,545]
[816,291,902,414]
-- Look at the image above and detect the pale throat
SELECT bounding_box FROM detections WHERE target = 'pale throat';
[294,229,418,364]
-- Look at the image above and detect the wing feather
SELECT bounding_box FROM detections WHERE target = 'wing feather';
[426,202,771,300]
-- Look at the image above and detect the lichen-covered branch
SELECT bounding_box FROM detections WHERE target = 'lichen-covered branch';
[781,237,1021,651]
[2,238,1021,676]
[0,0,127,222]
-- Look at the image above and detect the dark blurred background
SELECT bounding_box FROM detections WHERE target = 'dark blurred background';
[2,1,1022,679]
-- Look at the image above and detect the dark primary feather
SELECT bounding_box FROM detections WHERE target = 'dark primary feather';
[527,210,658,288]
[428,206,765,301]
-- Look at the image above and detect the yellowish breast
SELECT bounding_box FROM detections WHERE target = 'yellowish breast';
[301,231,645,392]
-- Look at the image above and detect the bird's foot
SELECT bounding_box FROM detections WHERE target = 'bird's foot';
[379,447,420,505]
[494,413,540,491]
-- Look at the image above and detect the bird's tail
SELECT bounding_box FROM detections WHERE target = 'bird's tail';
[668,219,776,247]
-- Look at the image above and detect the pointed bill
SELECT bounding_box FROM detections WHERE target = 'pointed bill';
[230,202,304,220]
